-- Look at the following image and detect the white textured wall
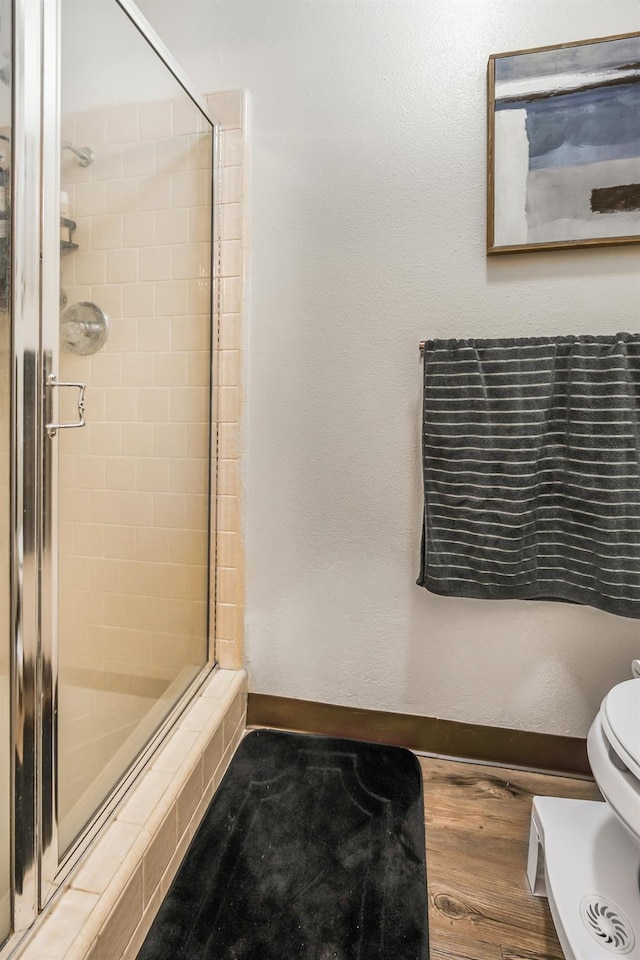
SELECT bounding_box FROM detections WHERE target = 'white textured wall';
[138,0,640,736]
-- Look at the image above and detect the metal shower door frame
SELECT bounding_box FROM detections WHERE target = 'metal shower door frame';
[11,0,45,941]
[9,0,221,948]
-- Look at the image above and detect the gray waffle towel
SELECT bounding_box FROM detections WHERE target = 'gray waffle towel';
[417,334,640,619]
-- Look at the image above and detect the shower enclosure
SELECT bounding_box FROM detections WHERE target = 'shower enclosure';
[2,0,218,953]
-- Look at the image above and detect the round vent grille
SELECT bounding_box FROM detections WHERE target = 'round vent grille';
[580,895,635,955]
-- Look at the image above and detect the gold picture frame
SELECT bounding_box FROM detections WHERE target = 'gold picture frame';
[487,31,640,254]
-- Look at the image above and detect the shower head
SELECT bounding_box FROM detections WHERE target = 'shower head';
[62,140,94,167]
[0,135,94,167]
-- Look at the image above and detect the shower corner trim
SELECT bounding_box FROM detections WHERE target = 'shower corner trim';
[11,0,47,938]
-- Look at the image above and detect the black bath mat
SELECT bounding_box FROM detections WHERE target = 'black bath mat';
[136,729,429,960]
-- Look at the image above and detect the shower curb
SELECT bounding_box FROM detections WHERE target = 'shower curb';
[13,669,247,960]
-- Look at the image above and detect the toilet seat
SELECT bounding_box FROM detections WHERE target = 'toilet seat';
[600,678,640,784]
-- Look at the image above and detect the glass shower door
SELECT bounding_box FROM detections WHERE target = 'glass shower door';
[47,0,215,863]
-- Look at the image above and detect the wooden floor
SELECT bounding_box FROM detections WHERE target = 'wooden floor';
[420,756,601,960]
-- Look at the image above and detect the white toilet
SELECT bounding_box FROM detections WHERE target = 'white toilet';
[527,675,640,959]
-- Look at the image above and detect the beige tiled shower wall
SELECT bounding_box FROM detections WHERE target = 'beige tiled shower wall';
[206,91,246,673]
[58,90,246,683]
[59,95,213,691]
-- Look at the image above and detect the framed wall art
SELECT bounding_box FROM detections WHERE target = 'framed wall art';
[487,32,640,254]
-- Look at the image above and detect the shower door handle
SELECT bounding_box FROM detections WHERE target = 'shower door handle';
[45,374,86,437]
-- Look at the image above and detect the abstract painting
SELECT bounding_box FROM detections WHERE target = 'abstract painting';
[487,32,640,253]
